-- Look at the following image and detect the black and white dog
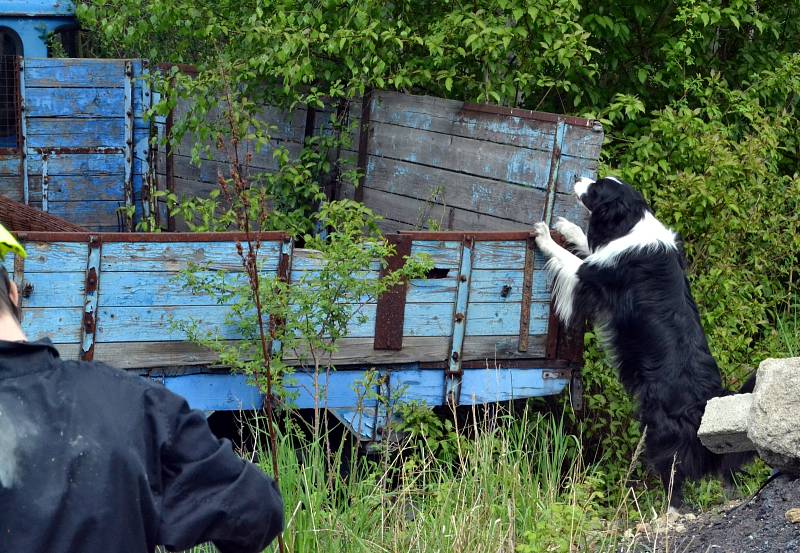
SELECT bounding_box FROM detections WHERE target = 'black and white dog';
[534,176,754,510]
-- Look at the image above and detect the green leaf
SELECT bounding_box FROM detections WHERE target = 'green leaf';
[637,68,647,84]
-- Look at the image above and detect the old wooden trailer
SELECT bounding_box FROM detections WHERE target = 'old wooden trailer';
[0,57,604,439]
[8,229,582,439]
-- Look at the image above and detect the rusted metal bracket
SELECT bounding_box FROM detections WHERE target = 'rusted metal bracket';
[269,237,293,358]
[518,234,536,352]
[542,120,567,226]
[40,154,49,212]
[123,61,135,231]
[354,90,373,203]
[18,57,29,205]
[140,60,153,222]
[374,234,411,350]
[445,237,474,406]
[80,236,102,361]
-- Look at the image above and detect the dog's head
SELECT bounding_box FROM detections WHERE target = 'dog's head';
[574,176,650,250]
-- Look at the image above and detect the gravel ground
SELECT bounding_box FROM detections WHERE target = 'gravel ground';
[625,474,800,553]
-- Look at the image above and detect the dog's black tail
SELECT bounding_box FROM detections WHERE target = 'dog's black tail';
[737,372,757,394]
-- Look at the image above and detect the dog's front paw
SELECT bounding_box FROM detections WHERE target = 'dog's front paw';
[533,221,551,240]
[553,217,580,238]
[533,222,554,252]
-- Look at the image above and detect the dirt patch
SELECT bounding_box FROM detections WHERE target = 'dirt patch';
[626,474,800,552]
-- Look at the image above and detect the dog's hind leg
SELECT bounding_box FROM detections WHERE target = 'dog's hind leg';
[553,217,590,258]
[534,222,583,327]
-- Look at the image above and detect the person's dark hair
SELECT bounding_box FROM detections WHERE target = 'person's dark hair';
[0,265,21,321]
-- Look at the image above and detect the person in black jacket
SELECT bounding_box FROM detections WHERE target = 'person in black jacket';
[0,258,284,552]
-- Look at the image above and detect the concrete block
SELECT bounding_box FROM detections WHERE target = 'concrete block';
[698,394,754,454]
[747,357,800,474]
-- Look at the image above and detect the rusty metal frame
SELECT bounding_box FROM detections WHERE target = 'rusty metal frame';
[123,61,135,231]
[397,230,535,241]
[374,234,411,350]
[40,154,49,212]
[14,231,288,243]
[269,237,294,358]
[139,60,154,222]
[542,120,567,225]
[518,235,535,352]
[18,56,29,205]
[79,236,102,361]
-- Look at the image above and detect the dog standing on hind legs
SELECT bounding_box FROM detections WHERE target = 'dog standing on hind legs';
[534,176,755,512]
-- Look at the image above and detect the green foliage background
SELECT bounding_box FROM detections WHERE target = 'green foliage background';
[77,0,799,505]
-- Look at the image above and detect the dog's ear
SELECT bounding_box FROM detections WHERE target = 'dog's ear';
[594,197,631,226]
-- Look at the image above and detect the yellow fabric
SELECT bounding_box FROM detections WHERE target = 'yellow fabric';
[0,223,26,259]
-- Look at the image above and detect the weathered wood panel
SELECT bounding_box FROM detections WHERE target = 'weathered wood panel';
[25,88,125,118]
[26,118,125,149]
[360,156,548,225]
[46,201,123,229]
[368,92,557,152]
[27,153,126,176]
[368,121,553,189]
[24,59,127,88]
[100,241,281,272]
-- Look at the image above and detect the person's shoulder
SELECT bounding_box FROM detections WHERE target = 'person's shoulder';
[57,358,157,393]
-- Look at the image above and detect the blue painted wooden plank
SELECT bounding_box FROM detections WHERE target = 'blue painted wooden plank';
[290,269,457,304]
[100,271,247,307]
[296,302,453,339]
[0,176,21,202]
[389,367,444,406]
[26,118,126,149]
[21,307,83,344]
[329,408,379,441]
[47,200,122,228]
[290,250,382,273]
[157,373,264,411]
[472,241,527,269]
[0,158,20,176]
[28,153,126,176]
[19,271,85,308]
[410,241,462,268]
[100,241,281,272]
[288,370,379,409]
[154,366,570,422]
[459,368,568,405]
[95,305,245,342]
[25,88,125,118]
[24,59,127,88]
[30,175,125,202]
[15,242,89,272]
[469,269,549,303]
[465,302,549,336]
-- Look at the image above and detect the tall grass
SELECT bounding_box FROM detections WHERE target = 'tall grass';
[185,303,800,553]
[193,406,630,553]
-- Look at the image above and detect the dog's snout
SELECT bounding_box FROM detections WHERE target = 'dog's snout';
[574,177,594,198]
